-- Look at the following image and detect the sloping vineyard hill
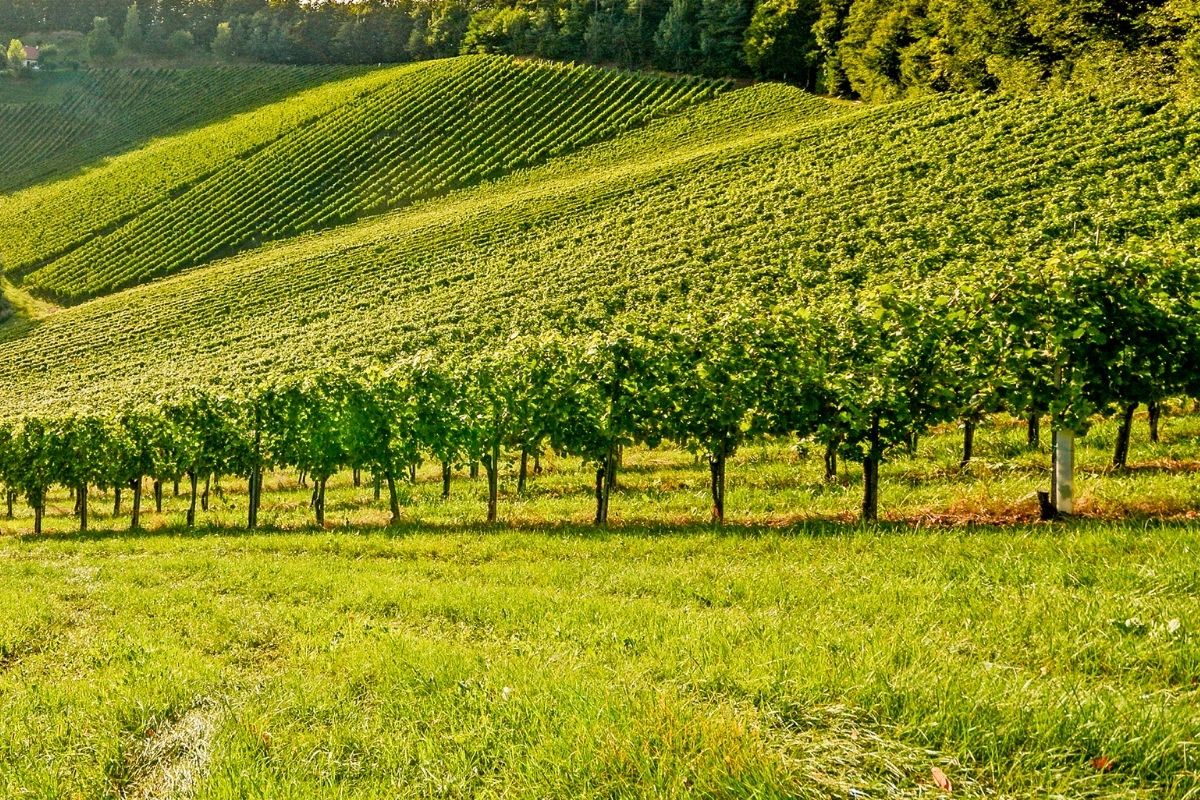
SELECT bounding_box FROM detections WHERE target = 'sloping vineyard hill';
[0,56,720,303]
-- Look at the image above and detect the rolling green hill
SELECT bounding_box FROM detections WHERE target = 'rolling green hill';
[0,65,361,193]
[0,77,1194,416]
[0,56,719,303]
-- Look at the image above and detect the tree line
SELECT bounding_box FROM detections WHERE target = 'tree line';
[1,243,1196,534]
[4,0,1199,96]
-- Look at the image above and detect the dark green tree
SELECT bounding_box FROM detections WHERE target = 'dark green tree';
[698,0,747,74]
[212,21,236,60]
[743,0,820,84]
[123,3,143,51]
[88,16,119,61]
[654,0,700,69]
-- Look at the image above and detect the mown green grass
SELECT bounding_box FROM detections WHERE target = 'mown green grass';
[1,412,1197,797]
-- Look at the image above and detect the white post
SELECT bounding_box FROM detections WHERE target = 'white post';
[1053,429,1074,515]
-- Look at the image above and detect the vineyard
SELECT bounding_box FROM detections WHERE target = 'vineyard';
[0,73,1194,527]
[0,58,1198,796]
[0,89,1196,380]
[0,56,720,302]
[0,65,360,193]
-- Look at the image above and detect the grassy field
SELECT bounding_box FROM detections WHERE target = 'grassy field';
[1,412,1197,798]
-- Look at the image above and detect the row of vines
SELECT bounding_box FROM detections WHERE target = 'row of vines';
[3,244,1196,533]
[2,87,1199,497]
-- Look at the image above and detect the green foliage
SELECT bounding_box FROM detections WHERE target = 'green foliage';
[461,7,534,54]
[556,329,673,461]
[500,336,575,460]
[8,418,55,513]
[1049,246,1200,426]
[428,0,474,55]
[697,0,747,76]
[3,0,1199,90]
[817,0,1200,99]
[810,288,953,465]
[666,313,763,459]
[112,407,171,487]
[458,352,523,521]
[166,29,194,57]
[87,17,119,62]
[551,327,684,522]
[211,22,235,60]
[654,0,699,70]
[743,0,819,84]
[406,358,468,472]
[0,75,1197,525]
[0,82,1193,431]
[122,3,143,51]
[344,371,419,521]
[262,376,351,487]
[345,372,419,482]
[165,391,243,487]
[5,39,23,73]
[32,44,58,71]
[1180,3,1200,92]
[836,0,918,101]
[49,414,113,497]
[662,310,810,521]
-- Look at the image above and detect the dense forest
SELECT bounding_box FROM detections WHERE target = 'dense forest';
[3,0,1200,97]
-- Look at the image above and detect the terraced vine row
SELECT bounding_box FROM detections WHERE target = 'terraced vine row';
[0,65,359,193]
[0,248,1195,532]
[2,56,720,303]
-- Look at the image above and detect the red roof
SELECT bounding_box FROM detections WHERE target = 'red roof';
[23,46,39,60]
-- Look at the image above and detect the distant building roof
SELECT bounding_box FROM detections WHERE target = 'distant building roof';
[23,46,39,61]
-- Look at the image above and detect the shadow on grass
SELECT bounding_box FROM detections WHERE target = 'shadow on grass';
[12,509,1200,547]
[1079,459,1200,478]
[0,308,45,345]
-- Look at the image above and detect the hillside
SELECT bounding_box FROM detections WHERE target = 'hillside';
[0,56,719,303]
[0,65,360,193]
[0,78,1194,416]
